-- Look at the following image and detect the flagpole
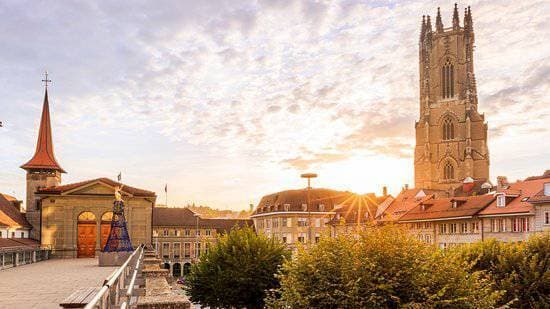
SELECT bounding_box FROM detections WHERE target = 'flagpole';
[165,184,168,207]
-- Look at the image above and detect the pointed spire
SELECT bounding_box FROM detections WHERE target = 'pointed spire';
[420,15,426,42]
[436,7,444,32]
[21,85,65,173]
[452,3,460,30]
[426,15,432,32]
[464,6,473,31]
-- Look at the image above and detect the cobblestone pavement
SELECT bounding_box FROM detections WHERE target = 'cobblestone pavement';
[0,258,116,309]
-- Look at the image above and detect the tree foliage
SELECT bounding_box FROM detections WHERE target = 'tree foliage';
[268,225,501,308]
[451,234,550,308]
[185,226,290,309]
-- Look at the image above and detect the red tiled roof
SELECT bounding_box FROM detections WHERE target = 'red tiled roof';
[21,89,65,173]
[0,238,40,249]
[528,189,550,204]
[0,193,31,228]
[153,207,252,232]
[37,177,156,197]
[377,188,436,222]
[399,194,495,222]
[254,188,354,215]
[479,177,549,216]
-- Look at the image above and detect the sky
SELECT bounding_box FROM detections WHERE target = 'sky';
[0,0,549,211]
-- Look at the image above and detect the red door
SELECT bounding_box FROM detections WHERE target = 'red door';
[78,224,96,257]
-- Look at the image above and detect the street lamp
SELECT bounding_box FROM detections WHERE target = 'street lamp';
[301,173,317,245]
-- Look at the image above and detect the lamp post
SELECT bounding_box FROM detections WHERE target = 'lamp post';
[301,173,317,245]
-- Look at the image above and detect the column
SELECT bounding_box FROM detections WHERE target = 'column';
[14,252,19,266]
[33,251,37,263]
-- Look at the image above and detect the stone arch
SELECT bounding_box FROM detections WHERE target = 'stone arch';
[173,262,182,277]
[77,211,97,258]
[183,263,192,275]
[438,112,459,141]
[162,262,170,270]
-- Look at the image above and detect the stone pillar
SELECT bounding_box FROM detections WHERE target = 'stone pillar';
[14,252,19,266]
[33,251,37,263]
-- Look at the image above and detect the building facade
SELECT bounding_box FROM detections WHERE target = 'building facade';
[414,5,489,192]
[152,207,252,277]
[21,87,155,258]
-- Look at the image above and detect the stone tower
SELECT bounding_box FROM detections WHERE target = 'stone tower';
[21,88,65,240]
[414,5,489,192]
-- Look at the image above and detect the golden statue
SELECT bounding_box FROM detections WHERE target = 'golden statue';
[114,185,125,202]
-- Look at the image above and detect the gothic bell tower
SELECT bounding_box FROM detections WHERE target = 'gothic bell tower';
[414,4,489,192]
[21,79,65,241]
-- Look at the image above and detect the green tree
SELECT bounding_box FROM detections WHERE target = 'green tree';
[452,234,550,308]
[185,226,290,309]
[268,225,501,308]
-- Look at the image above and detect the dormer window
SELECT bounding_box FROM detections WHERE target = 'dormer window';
[496,194,506,207]
[302,204,307,211]
[284,204,290,211]
[319,204,325,212]
[452,201,458,208]
[544,183,550,196]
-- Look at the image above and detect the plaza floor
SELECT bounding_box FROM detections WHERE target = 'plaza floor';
[0,258,117,309]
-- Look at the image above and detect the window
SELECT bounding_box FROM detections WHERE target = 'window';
[284,204,290,211]
[273,218,279,228]
[302,204,307,211]
[319,204,325,212]
[11,232,15,238]
[492,219,506,232]
[175,230,180,236]
[496,195,506,207]
[424,222,432,229]
[297,218,308,227]
[443,161,454,180]
[297,233,306,243]
[471,222,479,233]
[163,229,169,237]
[196,229,201,236]
[282,217,287,227]
[545,212,550,225]
[425,234,431,244]
[0,231,2,237]
[184,229,190,236]
[315,233,320,243]
[173,243,181,259]
[452,200,458,208]
[442,117,455,140]
[449,223,457,234]
[184,243,191,258]
[441,59,454,99]
[439,224,447,234]
[162,243,169,259]
[205,243,210,254]
[205,229,211,236]
[460,222,468,234]
[315,218,321,228]
[196,243,201,258]
[544,183,550,196]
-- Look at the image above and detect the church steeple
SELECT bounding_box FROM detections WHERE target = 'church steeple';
[21,78,65,173]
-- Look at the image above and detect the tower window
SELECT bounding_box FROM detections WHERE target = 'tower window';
[441,59,455,99]
[443,162,454,180]
[442,117,455,140]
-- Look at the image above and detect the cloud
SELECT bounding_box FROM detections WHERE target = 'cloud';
[1,0,549,207]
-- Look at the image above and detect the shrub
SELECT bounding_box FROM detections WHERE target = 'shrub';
[268,225,500,308]
[185,226,290,309]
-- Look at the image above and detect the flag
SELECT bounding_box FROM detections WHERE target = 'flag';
[165,184,168,193]
[117,172,122,182]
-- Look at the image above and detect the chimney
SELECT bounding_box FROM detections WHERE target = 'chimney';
[497,176,509,191]
[382,186,388,197]
[404,184,409,190]
[249,203,254,212]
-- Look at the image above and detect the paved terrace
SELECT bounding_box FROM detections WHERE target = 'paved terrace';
[0,258,116,309]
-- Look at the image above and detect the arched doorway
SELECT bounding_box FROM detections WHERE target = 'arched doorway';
[183,263,191,275]
[162,263,170,270]
[77,212,97,258]
[173,263,181,277]
[100,211,113,250]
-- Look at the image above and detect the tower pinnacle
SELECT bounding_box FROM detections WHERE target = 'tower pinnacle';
[452,3,460,30]
[436,7,443,32]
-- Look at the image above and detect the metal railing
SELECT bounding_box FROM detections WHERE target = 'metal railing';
[84,244,144,309]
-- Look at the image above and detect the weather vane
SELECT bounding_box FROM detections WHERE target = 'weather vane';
[42,71,51,89]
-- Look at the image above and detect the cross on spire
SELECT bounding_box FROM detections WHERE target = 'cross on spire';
[42,71,51,89]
